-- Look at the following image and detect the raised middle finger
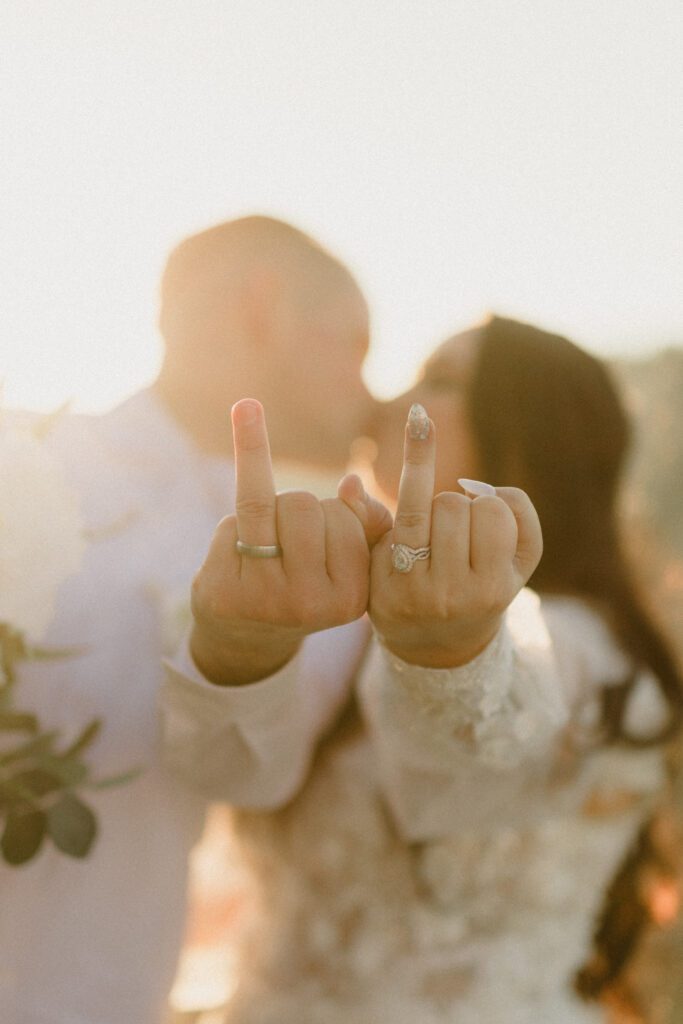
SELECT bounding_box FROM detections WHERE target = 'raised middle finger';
[232,399,279,548]
[392,403,436,564]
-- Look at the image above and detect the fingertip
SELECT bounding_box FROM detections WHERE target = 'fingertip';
[337,473,365,503]
[406,403,432,441]
[404,418,435,446]
[231,398,263,429]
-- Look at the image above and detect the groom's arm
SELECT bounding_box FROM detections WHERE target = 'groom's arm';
[160,618,369,806]
[159,399,389,805]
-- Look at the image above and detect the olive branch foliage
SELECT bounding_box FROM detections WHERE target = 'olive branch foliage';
[0,624,136,865]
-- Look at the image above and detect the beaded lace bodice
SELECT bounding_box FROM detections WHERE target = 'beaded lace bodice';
[216,594,667,1024]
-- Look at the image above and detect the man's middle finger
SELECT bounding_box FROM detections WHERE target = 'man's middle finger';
[232,399,279,548]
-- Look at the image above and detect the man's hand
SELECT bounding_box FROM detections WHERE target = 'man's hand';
[360,405,543,668]
[190,399,391,685]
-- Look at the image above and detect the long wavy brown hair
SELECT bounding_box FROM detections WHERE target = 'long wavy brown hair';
[464,315,683,1003]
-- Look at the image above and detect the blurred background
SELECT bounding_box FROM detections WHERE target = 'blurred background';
[2,1,682,411]
[2,2,682,1021]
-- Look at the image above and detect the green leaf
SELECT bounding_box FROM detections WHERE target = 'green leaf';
[10,768,63,799]
[0,777,44,807]
[0,732,60,766]
[47,793,97,858]
[33,756,88,788]
[1,809,47,865]
[90,767,141,790]
[25,644,87,662]
[0,711,39,733]
[0,624,27,656]
[0,625,28,682]
[60,719,102,760]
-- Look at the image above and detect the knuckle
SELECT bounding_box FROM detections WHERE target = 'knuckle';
[476,576,512,615]
[395,510,430,532]
[279,490,320,517]
[430,592,457,621]
[394,590,422,620]
[473,495,510,523]
[474,493,504,511]
[433,491,469,514]
[505,486,528,502]
[319,496,343,514]
[191,571,224,622]
[338,586,368,623]
[403,451,428,468]
[235,496,275,521]
[236,431,268,454]
[291,589,326,628]
[213,515,236,542]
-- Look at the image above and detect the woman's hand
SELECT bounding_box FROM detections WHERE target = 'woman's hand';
[190,399,392,686]
[356,404,543,669]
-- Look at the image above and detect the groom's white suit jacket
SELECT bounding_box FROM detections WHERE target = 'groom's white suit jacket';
[0,389,243,1024]
[1,387,367,1024]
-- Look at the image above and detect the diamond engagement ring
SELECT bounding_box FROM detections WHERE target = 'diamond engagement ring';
[391,543,431,573]
[236,540,283,559]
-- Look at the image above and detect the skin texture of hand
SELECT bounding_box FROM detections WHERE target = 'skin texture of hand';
[190,399,392,685]
[353,405,543,669]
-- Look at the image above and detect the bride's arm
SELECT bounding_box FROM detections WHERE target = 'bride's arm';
[354,406,665,840]
[358,590,667,840]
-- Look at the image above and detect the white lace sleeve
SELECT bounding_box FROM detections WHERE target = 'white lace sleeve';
[361,589,567,770]
[357,589,666,841]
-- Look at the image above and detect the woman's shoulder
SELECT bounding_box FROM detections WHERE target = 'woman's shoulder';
[533,592,670,739]
[537,593,627,667]
[504,589,629,689]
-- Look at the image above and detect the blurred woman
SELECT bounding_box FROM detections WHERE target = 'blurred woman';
[369,315,683,1016]
[171,316,682,1023]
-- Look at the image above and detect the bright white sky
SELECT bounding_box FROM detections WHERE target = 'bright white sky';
[1,1,681,412]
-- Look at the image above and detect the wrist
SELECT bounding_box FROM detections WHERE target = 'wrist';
[189,625,302,686]
[380,619,502,669]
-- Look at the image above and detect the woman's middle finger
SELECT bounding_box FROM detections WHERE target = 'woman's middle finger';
[391,404,436,573]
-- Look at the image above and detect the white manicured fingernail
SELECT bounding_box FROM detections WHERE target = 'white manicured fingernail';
[458,478,496,497]
[407,403,429,440]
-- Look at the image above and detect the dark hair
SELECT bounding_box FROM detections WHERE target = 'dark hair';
[465,315,682,1003]
[467,315,683,744]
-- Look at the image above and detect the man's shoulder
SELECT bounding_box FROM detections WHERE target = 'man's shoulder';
[33,390,174,466]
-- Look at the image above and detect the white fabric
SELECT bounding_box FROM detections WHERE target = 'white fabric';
[0,390,236,1024]
[162,590,668,1024]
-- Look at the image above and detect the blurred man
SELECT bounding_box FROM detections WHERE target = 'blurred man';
[0,216,375,1024]
[156,216,372,474]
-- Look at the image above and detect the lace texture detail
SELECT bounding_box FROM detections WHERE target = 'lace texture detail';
[374,625,543,771]
[216,594,665,1024]
[363,591,568,775]
[223,729,641,1024]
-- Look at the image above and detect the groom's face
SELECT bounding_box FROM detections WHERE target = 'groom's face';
[276,282,375,467]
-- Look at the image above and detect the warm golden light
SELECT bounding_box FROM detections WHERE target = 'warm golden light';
[2,3,682,416]
[649,880,681,928]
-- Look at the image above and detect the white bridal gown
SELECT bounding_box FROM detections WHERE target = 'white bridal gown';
[162,590,668,1024]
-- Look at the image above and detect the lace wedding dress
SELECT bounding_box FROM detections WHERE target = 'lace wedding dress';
[165,592,667,1024]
